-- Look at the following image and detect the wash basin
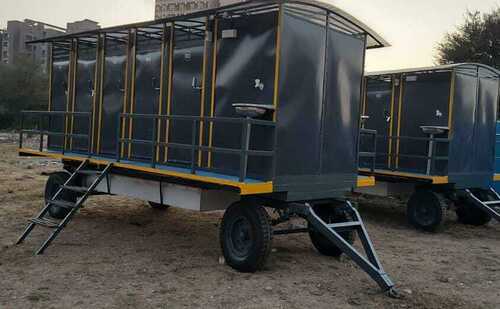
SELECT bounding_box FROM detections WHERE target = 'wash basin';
[233,103,275,118]
[420,126,449,135]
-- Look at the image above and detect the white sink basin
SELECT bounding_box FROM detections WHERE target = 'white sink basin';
[233,103,275,118]
[420,126,449,135]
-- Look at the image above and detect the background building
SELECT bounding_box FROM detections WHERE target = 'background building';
[2,20,64,66]
[155,0,243,19]
[0,30,8,64]
[67,19,100,34]
[0,19,99,69]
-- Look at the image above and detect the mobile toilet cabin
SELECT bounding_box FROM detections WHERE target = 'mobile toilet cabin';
[359,63,500,231]
[17,0,397,295]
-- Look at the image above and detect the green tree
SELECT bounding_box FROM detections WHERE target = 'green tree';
[0,56,48,129]
[436,9,500,69]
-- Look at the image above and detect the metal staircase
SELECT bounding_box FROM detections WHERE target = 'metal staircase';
[16,160,113,255]
[465,188,500,222]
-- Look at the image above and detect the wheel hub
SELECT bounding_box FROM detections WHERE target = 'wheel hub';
[416,203,436,225]
[230,217,253,257]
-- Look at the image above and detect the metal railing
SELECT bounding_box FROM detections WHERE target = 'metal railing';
[359,128,377,172]
[359,133,450,176]
[19,111,93,156]
[119,114,276,182]
[19,110,277,183]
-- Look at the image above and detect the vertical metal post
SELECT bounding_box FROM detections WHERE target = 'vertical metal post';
[116,114,122,162]
[239,118,251,182]
[426,134,434,175]
[19,113,24,149]
[207,19,218,168]
[151,116,158,168]
[69,39,79,151]
[395,74,405,169]
[127,30,138,159]
[87,113,92,157]
[431,136,437,175]
[90,33,101,155]
[159,179,164,206]
[190,119,197,174]
[271,123,278,180]
[197,17,209,167]
[39,115,44,152]
[62,113,67,155]
[372,132,377,172]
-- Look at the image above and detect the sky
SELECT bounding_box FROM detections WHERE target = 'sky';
[0,0,499,71]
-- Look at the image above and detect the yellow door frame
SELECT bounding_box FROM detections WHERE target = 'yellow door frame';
[156,23,168,162]
[197,17,210,166]
[127,30,138,158]
[207,18,219,168]
[395,73,405,168]
[164,24,175,163]
[90,34,101,154]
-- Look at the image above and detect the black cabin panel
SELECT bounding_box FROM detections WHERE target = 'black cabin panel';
[71,44,96,153]
[48,52,70,150]
[361,78,393,169]
[99,39,127,156]
[130,37,162,160]
[321,28,365,189]
[210,12,277,179]
[397,72,451,173]
[473,74,498,175]
[275,9,325,178]
[448,73,477,182]
[168,31,204,166]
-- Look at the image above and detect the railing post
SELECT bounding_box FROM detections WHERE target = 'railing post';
[116,114,122,162]
[390,136,396,172]
[271,123,278,180]
[426,134,435,176]
[39,115,44,152]
[190,119,197,174]
[62,113,67,155]
[372,132,377,172]
[87,113,92,158]
[151,116,158,168]
[430,136,437,175]
[239,117,251,182]
[19,112,24,149]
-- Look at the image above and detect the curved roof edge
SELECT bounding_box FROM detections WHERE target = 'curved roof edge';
[296,0,389,49]
[366,63,500,77]
[29,0,389,49]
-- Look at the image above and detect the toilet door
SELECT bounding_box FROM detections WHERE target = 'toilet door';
[364,77,395,169]
[167,26,205,166]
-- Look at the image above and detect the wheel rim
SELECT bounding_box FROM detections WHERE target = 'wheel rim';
[229,216,253,258]
[415,203,437,226]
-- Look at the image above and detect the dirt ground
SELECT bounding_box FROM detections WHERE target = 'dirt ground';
[1,136,499,309]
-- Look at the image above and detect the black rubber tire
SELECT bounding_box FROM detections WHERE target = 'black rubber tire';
[148,202,171,210]
[220,202,272,273]
[407,190,443,232]
[308,204,355,257]
[45,172,77,219]
[455,190,493,226]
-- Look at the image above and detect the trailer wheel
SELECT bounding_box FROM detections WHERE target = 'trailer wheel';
[220,202,272,272]
[148,202,171,210]
[455,190,492,226]
[45,172,77,219]
[407,190,443,232]
[308,204,355,257]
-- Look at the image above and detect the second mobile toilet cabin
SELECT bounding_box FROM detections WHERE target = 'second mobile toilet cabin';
[17,0,398,295]
[359,63,500,231]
